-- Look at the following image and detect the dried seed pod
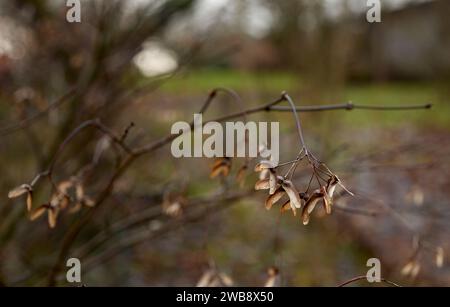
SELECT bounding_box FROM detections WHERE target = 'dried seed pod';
[83,197,95,207]
[265,188,285,210]
[411,262,421,278]
[196,270,214,287]
[401,261,415,276]
[210,158,231,179]
[162,200,183,218]
[26,191,33,212]
[302,210,310,225]
[76,183,84,201]
[48,207,58,228]
[29,204,48,221]
[259,169,270,180]
[254,160,277,172]
[218,273,234,287]
[280,200,296,216]
[436,247,445,268]
[264,266,280,287]
[281,180,302,209]
[60,195,70,210]
[321,186,332,215]
[58,180,73,194]
[236,164,247,187]
[68,203,82,214]
[302,190,325,225]
[326,176,339,199]
[255,178,270,190]
[8,184,32,198]
[268,170,279,195]
[50,193,61,208]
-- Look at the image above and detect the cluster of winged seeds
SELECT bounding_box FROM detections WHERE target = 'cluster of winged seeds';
[254,159,348,225]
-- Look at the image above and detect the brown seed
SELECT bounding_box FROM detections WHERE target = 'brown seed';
[281,180,302,209]
[29,205,48,221]
[76,183,84,200]
[83,197,95,207]
[268,170,279,195]
[69,203,82,214]
[210,163,230,178]
[48,207,58,228]
[265,189,285,210]
[320,187,332,214]
[255,178,270,190]
[236,164,247,187]
[436,247,445,268]
[401,261,414,276]
[302,210,310,225]
[254,160,277,172]
[26,191,33,212]
[8,184,32,199]
[280,200,296,216]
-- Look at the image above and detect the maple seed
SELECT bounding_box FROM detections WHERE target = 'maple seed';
[281,180,302,209]
[26,191,33,212]
[29,204,48,221]
[265,188,285,210]
[254,160,277,172]
[255,178,270,190]
[8,184,32,199]
[210,157,231,178]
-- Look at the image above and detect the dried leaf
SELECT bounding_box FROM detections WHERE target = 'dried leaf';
[8,184,32,199]
[265,189,285,210]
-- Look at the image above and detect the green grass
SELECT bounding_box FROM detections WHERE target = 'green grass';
[155,69,448,129]
[159,69,300,94]
[342,83,447,128]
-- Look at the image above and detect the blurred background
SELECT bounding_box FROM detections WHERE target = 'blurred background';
[0,0,449,286]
